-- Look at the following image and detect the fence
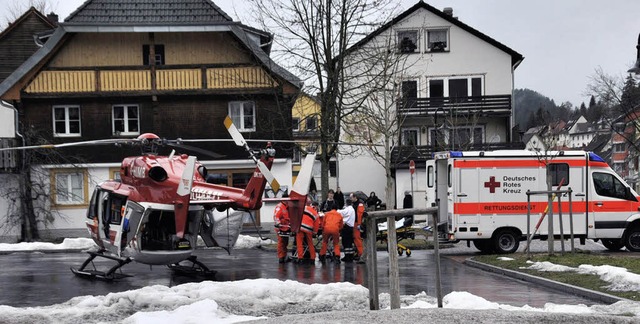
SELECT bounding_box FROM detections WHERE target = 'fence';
[364,207,442,310]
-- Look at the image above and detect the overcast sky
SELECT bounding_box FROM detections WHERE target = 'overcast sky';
[1,0,640,107]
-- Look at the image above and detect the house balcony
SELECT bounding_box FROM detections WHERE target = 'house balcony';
[397,95,512,117]
[22,64,280,97]
[392,141,525,164]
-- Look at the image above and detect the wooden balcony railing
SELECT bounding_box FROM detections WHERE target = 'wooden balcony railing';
[397,95,512,117]
[24,65,277,94]
[392,141,525,163]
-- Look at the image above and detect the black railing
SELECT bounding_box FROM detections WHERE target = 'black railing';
[397,95,512,116]
[392,141,525,163]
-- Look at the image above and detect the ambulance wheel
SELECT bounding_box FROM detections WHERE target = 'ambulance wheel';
[493,230,519,254]
[601,239,624,251]
[624,227,640,252]
[473,240,494,254]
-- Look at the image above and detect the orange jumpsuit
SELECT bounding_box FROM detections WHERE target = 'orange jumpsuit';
[320,209,343,258]
[353,200,365,257]
[296,205,319,261]
[273,202,291,260]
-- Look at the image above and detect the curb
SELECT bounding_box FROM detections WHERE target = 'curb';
[0,248,87,255]
[464,258,629,304]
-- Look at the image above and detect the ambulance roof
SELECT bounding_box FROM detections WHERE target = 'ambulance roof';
[434,150,605,162]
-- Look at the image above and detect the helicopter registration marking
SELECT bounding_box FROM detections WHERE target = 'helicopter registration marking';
[131,166,146,178]
[191,188,222,200]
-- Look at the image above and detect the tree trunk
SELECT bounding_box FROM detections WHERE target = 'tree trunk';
[19,168,39,242]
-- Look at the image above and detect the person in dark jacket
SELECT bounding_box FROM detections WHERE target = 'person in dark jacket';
[366,191,382,210]
[335,187,345,209]
[321,189,339,212]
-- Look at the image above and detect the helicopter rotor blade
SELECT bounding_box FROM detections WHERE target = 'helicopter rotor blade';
[0,138,140,152]
[224,115,281,193]
[257,160,280,193]
[165,142,225,159]
[224,116,248,148]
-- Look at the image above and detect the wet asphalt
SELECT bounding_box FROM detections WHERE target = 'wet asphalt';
[0,238,607,308]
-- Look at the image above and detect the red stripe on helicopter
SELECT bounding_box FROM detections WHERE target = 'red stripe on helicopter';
[453,160,609,168]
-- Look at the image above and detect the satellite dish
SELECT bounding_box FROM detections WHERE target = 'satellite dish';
[489,134,501,143]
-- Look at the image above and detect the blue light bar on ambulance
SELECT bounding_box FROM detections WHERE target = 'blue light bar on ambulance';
[588,152,606,163]
[433,151,463,159]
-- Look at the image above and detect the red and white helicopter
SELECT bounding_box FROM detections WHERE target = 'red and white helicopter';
[3,116,315,279]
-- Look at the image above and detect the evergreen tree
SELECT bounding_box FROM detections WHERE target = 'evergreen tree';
[579,102,587,118]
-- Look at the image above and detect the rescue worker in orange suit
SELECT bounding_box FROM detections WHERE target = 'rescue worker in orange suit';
[273,201,291,263]
[319,208,343,264]
[351,193,366,261]
[296,203,320,264]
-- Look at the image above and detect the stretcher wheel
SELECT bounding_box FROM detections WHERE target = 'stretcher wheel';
[397,247,403,256]
[406,249,411,257]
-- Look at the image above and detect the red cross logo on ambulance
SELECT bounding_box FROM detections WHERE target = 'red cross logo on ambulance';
[484,176,501,193]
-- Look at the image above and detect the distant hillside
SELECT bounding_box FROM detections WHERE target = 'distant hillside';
[514,88,571,130]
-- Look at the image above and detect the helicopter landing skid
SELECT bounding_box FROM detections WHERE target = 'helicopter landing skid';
[70,250,133,280]
[168,255,216,278]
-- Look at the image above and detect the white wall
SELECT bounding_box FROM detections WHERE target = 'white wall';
[0,102,15,138]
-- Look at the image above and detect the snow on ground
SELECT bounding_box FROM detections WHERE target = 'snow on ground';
[523,260,640,291]
[0,240,639,323]
[0,279,638,324]
[0,235,272,253]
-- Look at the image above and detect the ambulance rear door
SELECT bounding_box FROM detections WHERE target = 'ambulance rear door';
[426,160,436,207]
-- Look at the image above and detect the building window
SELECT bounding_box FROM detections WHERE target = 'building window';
[306,116,317,131]
[292,117,300,132]
[427,29,448,52]
[53,169,88,206]
[229,101,256,132]
[401,128,419,146]
[143,44,165,65]
[429,79,444,98]
[397,30,418,53]
[549,163,570,186]
[613,143,626,152]
[428,76,484,98]
[112,105,140,136]
[53,105,81,137]
[401,80,418,99]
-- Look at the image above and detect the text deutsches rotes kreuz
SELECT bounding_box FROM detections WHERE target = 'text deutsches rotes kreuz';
[190,188,223,200]
[501,176,536,194]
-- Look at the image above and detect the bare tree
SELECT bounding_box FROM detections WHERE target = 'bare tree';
[0,125,80,242]
[247,0,399,197]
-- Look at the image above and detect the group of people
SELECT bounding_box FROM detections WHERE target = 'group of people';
[274,189,384,265]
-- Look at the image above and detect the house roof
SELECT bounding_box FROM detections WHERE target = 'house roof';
[0,7,56,40]
[64,0,233,25]
[345,1,524,68]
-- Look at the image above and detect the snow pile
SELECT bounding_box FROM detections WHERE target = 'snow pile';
[0,279,639,324]
[523,261,640,291]
[0,238,97,252]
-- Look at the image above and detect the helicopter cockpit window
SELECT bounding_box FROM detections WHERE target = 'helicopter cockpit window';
[109,195,127,225]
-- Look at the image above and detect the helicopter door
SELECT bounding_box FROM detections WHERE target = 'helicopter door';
[117,201,145,248]
[200,210,217,247]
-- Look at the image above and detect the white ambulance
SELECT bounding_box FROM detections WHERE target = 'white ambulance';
[426,150,640,253]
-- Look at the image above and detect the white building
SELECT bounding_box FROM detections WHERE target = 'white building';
[339,2,523,209]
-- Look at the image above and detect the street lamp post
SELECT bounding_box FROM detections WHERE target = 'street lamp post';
[628,33,640,76]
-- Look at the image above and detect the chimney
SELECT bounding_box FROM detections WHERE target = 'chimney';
[47,12,58,25]
[443,7,453,16]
